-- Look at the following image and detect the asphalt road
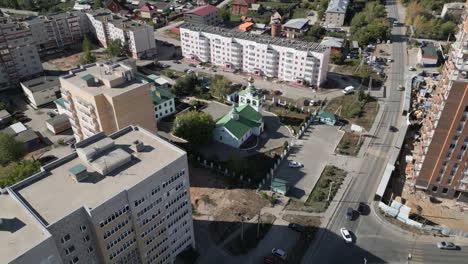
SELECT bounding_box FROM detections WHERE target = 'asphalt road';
[302,1,468,264]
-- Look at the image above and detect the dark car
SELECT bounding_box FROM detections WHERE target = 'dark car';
[17,116,31,123]
[173,60,181,64]
[188,63,196,67]
[389,125,398,132]
[357,202,366,214]
[288,223,305,232]
[38,155,57,165]
[346,207,354,220]
[47,112,56,118]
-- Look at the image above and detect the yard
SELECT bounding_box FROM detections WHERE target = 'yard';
[265,104,310,135]
[324,94,379,131]
[292,8,307,19]
[336,132,363,156]
[286,166,347,213]
[43,46,107,71]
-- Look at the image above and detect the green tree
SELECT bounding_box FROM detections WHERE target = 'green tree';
[330,51,344,65]
[0,160,41,188]
[0,102,6,111]
[210,75,233,98]
[302,23,326,41]
[82,34,92,52]
[172,111,215,145]
[0,133,25,166]
[106,39,127,58]
[93,0,103,8]
[220,7,230,22]
[80,51,96,65]
[171,73,199,96]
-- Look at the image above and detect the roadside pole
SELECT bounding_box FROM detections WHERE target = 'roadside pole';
[327,182,335,201]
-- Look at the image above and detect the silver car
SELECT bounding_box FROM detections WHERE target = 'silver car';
[437,242,457,250]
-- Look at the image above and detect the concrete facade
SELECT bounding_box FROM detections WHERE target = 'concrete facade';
[184,5,221,26]
[60,58,157,141]
[325,0,349,27]
[180,23,330,88]
[21,76,61,108]
[411,10,468,202]
[2,126,195,264]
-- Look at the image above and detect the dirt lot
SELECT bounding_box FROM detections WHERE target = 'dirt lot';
[401,185,468,232]
[189,166,268,243]
[45,48,107,71]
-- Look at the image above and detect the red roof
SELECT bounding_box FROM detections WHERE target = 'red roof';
[185,5,219,16]
[140,3,155,12]
[232,0,255,6]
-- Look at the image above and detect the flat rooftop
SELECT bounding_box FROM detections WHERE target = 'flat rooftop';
[88,8,150,31]
[60,59,150,97]
[0,194,49,264]
[13,126,185,225]
[21,76,59,92]
[180,23,327,53]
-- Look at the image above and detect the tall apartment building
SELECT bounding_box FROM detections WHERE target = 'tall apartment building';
[60,58,157,141]
[325,0,349,27]
[409,6,468,202]
[87,9,157,59]
[1,125,195,264]
[0,17,43,90]
[180,23,330,88]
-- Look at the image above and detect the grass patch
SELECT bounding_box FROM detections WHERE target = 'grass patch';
[292,8,307,18]
[324,94,379,131]
[259,1,296,8]
[282,214,321,264]
[377,208,429,235]
[259,192,278,206]
[161,69,185,79]
[225,213,276,255]
[265,104,309,134]
[163,29,181,41]
[200,194,217,206]
[230,14,241,22]
[336,132,363,156]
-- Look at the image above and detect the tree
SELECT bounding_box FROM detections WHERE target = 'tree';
[330,51,344,65]
[210,75,233,98]
[0,133,25,166]
[0,160,41,188]
[171,73,199,96]
[302,23,326,41]
[0,102,6,111]
[82,34,92,52]
[93,0,103,8]
[106,39,127,58]
[80,35,96,64]
[220,7,230,22]
[172,111,215,145]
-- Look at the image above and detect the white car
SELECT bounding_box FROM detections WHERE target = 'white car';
[340,228,352,243]
[271,248,287,260]
[409,66,416,71]
[437,241,457,250]
[289,161,303,168]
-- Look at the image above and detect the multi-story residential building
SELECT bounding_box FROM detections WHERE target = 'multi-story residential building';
[409,8,468,202]
[180,23,330,87]
[87,9,157,59]
[184,5,221,26]
[325,0,349,27]
[0,17,43,90]
[60,58,157,141]
[282,18,310,39]
[1,125,195,264]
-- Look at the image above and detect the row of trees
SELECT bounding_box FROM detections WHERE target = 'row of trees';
[80,35,128,65]
[401,0,464,11]
[405,1,457,40]
[350,1,391,45]
[170,73,234,99]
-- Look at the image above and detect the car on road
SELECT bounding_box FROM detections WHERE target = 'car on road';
[288,223,305,232]
[437,242,457,250]
[160,64,170,68]
[271,248,287,260]
[346,207,354,220]
[389,125,398,132]
[273,90,282,95]
[172,60,181,64]
[397,85,405,91]
[340,228,353,243]
[387,58,393,63]
[408,66,416,71]
[357,202,366,214]
[196,65,205,69]
[288,161,303,168]
[188,63,196,67]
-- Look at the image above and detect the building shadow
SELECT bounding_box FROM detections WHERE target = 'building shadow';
[0,217,26,233]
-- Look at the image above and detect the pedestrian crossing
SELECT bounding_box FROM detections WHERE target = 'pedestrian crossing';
[408,244,426,263]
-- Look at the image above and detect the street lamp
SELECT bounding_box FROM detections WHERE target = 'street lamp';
[327,181,335,201]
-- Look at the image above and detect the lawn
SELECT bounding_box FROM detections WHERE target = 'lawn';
[286,166,347,213]
[336,132,363,156]
[266,104,309,134]
[161,69,185,79]
[292,8,307,19]
[224,213,276,255]
[259,1,297,8]
[324,94,379,131]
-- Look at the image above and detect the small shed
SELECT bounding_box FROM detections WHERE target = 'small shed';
[0,110,11,128]
[318,112,337,125]
[46,114,71,134]
[68,164,88,182]
[271,178,290,195]
[15,129,40,150]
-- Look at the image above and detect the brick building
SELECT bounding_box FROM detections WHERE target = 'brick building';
[230,0,256,15]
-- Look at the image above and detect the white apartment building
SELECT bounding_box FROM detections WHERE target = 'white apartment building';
[87,9,157,59]
[0,17,43,90]
[180,23,330,87]
[1,125,195,264]
[325,0,349,27]
[60,58,157,142]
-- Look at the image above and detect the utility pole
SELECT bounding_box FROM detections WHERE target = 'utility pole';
[257,210,261,238]
[327,182,335,201]
[239,213,244,241]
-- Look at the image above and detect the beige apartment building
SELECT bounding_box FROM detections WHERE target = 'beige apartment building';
[325,0,349,27]
[60,58,156,141]
[409,5,468,202]
[1,125,195,264]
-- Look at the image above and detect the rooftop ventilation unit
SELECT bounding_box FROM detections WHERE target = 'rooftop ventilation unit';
[132,140,145,152]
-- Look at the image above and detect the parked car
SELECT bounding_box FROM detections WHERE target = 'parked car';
[11,111,24,116]
[288,161,303,168]
[188,63,196,67]
[288,223,305,232]
[273,90,282,95]
[160,64,170,68]
[342,86,355,95]
[357,202,366,214]
[389,125,398,132]
[173,60,181,64]
[408,66,416,71]
[47,112,56,118]
[346,207,354,220]
[17,116,31,123]
[437,242,457,250]
[340,228,353,243]
[38,155,58,165]
[397,85,405,91]
[271,248,287,260]
[65,138,76,145]
[13,113,26,118]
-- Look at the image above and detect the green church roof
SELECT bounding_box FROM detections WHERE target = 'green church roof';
[216,105,263,139]
[152,88,175,105]
[319,111,337,121]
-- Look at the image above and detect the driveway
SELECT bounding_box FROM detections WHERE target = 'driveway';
[275,124,343,201]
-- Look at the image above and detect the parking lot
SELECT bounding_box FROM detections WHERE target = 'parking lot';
[275,123,344,201]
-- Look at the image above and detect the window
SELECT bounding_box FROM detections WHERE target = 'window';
[65,245,75,255]
[432,186,438,192]
[80,225,87,232]
[83,235,90,242]
[69,256,79,264]
[442,188,449,194]
[61,234,71,243]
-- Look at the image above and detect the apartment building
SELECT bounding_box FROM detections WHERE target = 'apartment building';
[184,5,221,26]
[0,17,43,90]
[87,9,157,59]
[409,8,468,202]
[1,125,195,264]
[325,0,349,27]
[60,58,157,141]
[180,23,330,87]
